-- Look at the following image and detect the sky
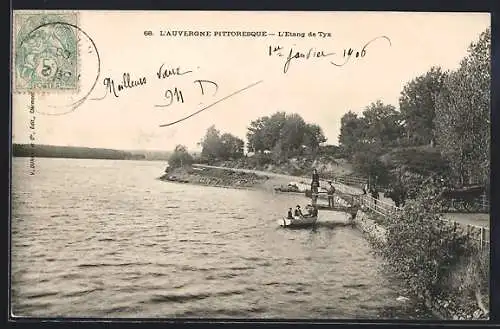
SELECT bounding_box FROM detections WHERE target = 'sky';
[12,11,490,152]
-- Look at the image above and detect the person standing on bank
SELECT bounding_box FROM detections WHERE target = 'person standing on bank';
[370,185,380,208]
[327,181,336,209]
[362,183,368,195]
[311,168,320,205]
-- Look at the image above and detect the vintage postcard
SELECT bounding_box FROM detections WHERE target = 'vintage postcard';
[10,10,491,320]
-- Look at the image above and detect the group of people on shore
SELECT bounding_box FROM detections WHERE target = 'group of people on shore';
[311,168,337,208]
[362,182,380,204]
[285,168,413,220]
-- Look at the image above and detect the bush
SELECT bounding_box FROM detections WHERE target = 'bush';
[168,145,194,169]
[351,150,390,186]
[378,180,489,318]
[387,147,452,178]
[447,247,490,316]
[246,153,273,168]
[381,182,474,299]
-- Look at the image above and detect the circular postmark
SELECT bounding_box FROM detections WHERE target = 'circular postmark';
[14,13,101,115]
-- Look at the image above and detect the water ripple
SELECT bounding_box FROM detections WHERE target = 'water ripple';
[10,158,436,319]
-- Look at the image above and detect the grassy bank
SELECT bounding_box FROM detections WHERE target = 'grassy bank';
[377,184,489,320]
[354,205,489,320]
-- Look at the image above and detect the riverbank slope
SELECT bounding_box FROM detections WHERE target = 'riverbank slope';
[351,209,489,320]
[159,165,299,191]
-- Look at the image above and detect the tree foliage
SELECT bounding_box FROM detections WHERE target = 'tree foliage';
[399,66,448,146]
[338,101,403,160]
[219,133,245,160]
[168,144,194,168]
[434,28,490,186]
[351,143,389,186]
[362,100,404,147]
[337,28,490,193]
[338,111,367,156]
[200,125,244,161]
[246,111,326,159]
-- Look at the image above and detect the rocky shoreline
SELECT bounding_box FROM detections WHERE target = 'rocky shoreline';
[159,166,270,189]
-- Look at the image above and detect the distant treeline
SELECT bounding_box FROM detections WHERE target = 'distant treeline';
[127,150,174,161]
[12,144,146,160]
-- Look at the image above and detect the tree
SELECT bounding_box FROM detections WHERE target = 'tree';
[303,123,327,155]
[277,113,306,159]
[200,125,245,161]
[219,133,245,159]
[434,28,490,186]
[361,100,403,147]
[246,111,324,158]
[351,143,389,186]
[247,116,269,153]
[168,144,194,168]
[201,125,222,161]
[266,112,288,150]
[338,111,367,158]
[399,66,448,146]
[338,101,403,160]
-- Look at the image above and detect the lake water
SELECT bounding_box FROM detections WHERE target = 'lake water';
[10,157,435,319]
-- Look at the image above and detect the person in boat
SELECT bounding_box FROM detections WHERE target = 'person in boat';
[312,205,319,217]
[311,168,320,205]
[327,181,336,208]
[294,205,303,217]
[287,208,293,219]
[304,204,314,217]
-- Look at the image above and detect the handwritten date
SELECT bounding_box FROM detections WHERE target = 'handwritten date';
[269,35,391,73]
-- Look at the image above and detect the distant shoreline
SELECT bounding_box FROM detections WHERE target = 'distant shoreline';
[12,155,166,162]
[12,144,174,161]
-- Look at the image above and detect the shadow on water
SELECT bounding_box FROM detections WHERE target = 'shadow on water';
[278,221,354,232]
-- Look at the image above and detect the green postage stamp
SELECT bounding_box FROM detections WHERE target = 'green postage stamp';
[13,11,79,93]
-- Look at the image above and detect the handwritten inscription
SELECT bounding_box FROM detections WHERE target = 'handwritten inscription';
[94,65,194,100]
[158,80,263,128]
[157,87,185,107]
[90,64,258,128]
[96,73,148,99]
[154,80,219,108]
[268,35,392,73]
[157,64,193,79]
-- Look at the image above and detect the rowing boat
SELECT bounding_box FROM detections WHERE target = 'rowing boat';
[280,216,318,228]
